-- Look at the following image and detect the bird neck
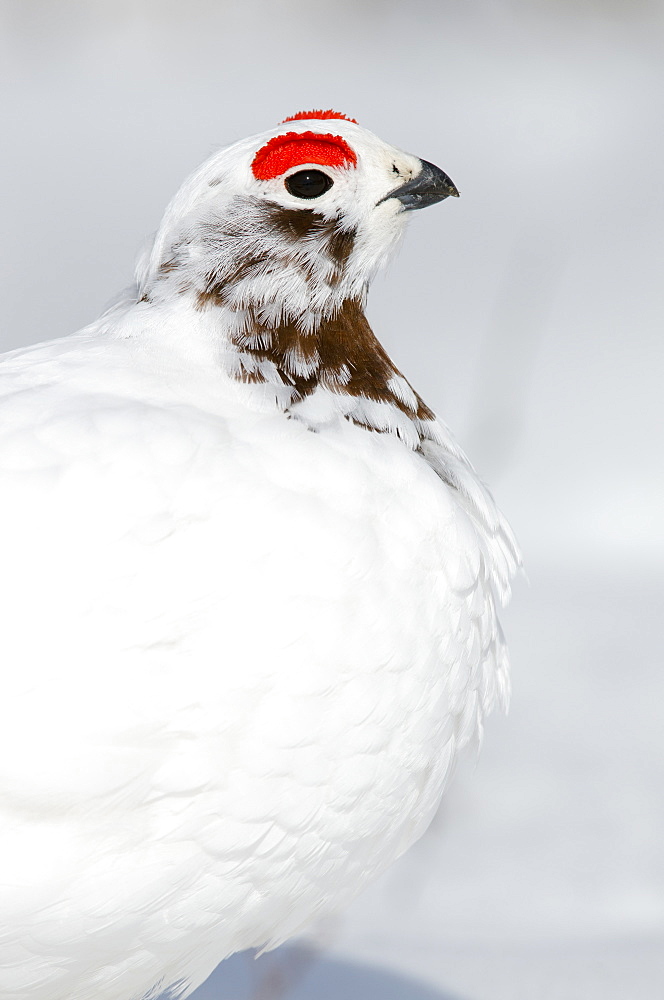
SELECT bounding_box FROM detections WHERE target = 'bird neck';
[197,293,434,438]
[131,196,433,436]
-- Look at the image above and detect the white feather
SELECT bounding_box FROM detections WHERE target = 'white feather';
[0,114,519,1000]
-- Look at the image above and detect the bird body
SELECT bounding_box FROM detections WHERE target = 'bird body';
[0,112,519,1000]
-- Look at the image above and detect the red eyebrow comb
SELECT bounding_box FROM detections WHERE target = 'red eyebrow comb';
[282,110,358,124]
[252,130,358,181]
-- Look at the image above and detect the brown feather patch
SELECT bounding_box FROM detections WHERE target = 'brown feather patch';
[229,298,434,422]
[187,201,434,429]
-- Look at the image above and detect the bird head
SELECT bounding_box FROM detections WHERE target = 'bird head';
[138,111,458,329]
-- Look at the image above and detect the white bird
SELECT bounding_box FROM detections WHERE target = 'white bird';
[0,110,519,1000]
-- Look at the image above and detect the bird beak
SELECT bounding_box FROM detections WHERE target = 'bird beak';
[378,159,460,211]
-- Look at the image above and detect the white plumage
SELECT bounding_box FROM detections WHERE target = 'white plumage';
[0,111,519,1000]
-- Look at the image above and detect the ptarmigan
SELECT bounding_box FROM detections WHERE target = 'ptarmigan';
[0,111,520,1000]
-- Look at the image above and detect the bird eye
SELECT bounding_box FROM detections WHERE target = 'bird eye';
[285,169,334,199]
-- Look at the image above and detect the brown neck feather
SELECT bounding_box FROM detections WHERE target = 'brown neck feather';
[227,298,434,421]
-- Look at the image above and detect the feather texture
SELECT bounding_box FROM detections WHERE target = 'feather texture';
[0,113,520,1000]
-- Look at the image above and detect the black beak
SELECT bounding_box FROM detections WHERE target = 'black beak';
[378,159,460,211]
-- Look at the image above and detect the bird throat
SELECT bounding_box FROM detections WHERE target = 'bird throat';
[219,297,435,436]
[184,200,434,436]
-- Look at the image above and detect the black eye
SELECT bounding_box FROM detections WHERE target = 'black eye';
[285,169,334,199]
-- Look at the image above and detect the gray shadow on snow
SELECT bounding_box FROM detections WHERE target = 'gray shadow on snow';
[188,944,462,1000]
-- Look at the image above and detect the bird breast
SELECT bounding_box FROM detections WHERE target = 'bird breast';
[0,340,491,996]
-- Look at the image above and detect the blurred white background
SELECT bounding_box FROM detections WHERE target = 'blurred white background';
[1,1,662,997]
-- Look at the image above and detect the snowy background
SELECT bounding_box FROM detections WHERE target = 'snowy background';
[1,0,662,997]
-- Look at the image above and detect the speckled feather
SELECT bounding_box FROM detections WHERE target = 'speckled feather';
[0,114,519,1000]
